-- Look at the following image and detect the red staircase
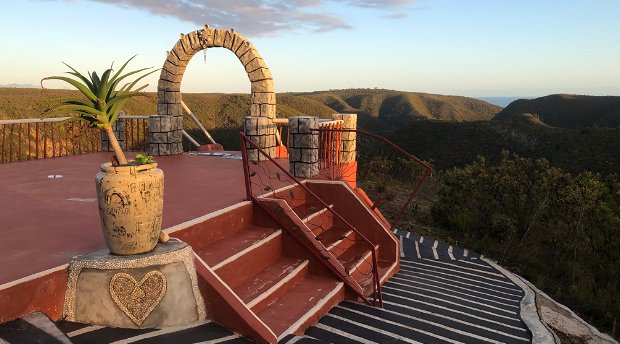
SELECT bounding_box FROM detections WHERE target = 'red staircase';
[172,134,400,343]
[175,202,346,343]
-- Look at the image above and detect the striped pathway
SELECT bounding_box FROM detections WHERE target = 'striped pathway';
[0,230,532,343]
[284,230,531,344]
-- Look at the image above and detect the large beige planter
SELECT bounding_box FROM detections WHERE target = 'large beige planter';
[96,162,164,255]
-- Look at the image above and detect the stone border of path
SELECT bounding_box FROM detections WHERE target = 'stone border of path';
[485,258,619,344]
[483,258,557,343]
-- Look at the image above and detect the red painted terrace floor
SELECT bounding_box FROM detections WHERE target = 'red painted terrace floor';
[0,152,252,286]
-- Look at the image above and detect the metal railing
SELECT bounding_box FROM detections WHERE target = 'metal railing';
[313,128,433,229]
[0,115,150,163]
[121,116,150,152]
[240,132,382,306]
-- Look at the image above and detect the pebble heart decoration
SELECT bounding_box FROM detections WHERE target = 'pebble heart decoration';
[109,271,167,326]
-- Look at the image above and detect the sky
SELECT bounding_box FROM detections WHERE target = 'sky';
[0,0,619,97]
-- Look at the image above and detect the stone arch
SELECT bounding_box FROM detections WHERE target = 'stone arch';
[150,25,276,156]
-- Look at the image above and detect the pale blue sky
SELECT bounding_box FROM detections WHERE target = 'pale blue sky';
[1,0,618,97]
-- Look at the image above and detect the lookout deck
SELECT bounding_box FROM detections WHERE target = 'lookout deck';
[0,151,249,286]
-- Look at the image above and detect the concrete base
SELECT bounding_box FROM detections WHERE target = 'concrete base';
[63,240,206,329]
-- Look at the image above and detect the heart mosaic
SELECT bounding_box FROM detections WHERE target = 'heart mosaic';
[109,271,167,326]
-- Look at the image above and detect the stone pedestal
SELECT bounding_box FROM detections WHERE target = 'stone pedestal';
[63,240,206,329]
[288,116,319,178]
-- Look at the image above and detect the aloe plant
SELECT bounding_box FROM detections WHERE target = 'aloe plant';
[41,56,156,165]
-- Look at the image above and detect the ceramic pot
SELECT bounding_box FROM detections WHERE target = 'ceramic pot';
[96,162,164,255]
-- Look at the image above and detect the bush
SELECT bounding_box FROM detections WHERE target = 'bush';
[433,152,620,338]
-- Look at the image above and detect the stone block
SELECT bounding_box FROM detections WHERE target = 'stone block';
[292,162,318,178]
[158,144,171,156]
[341,150,356,163]
[187,30,202,51]
[235,40,253,58]
[164,91,182,104]
[244,117,259,135]
[251,79,274,93]
[252,92,276,105]
[293,133,318,149]
[239,48,261,66]
[156,103,167,117]
[231,33,248,53]
[223,30,236,50]
[290,116,318,134]
[166,52,189,68]
[248,68,272,82]
[152,132,168,143]
[172,42,191,61]
[159,68,184,84]
[157,79,180,93]
[301,148,319,163]
[149,116,161,133]
[173,130,183,142]
[180,34,197,56]
[148,143,159,156]
[289,148,302,162]
[260,104,276,119]
[245,58,265,74]
[213,29,226,47]
[168,104,182,117]
[63,241,205,329]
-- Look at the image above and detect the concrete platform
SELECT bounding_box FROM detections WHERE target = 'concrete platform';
[0,152,249,286]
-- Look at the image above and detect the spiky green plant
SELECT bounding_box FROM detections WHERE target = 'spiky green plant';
[41,56,156,165]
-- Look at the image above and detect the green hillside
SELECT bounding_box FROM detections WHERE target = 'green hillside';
[297,89,501,133]
[390,119,620,175]
[0,87,501,148]
[495,94,620,128]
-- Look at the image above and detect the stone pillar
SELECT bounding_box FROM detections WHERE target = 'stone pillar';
[148,115,183,156]
[243,116,276,161]
[101,118,126,152]
[288,116,319,178]
[151,101,183,156]
[332,113,357,163]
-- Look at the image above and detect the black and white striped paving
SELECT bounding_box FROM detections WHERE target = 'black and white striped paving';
[0,231,532,343]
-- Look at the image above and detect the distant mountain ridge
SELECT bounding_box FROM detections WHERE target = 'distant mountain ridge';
[494,94,620,128]
[0,87,501,132]
[297,89,501,133]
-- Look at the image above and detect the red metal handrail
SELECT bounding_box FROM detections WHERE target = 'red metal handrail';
[240,132,382,306]
[313,128,433,229]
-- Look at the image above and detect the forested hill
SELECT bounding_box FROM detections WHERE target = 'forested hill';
[494,94,620,128]
[296,89,501,133]
[0,88,501,131]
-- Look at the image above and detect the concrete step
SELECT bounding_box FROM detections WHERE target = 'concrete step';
[234,257,309,313]
[257,276,344,340]
[293,203,334,236]
[194,225,282,288]
[317,227,355,257]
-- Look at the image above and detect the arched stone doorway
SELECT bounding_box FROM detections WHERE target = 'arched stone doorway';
[150,25,276,156]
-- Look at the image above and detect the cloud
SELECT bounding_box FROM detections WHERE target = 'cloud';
[89,0,415,36]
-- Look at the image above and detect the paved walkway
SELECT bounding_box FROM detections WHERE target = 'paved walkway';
[0,231,533,343]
